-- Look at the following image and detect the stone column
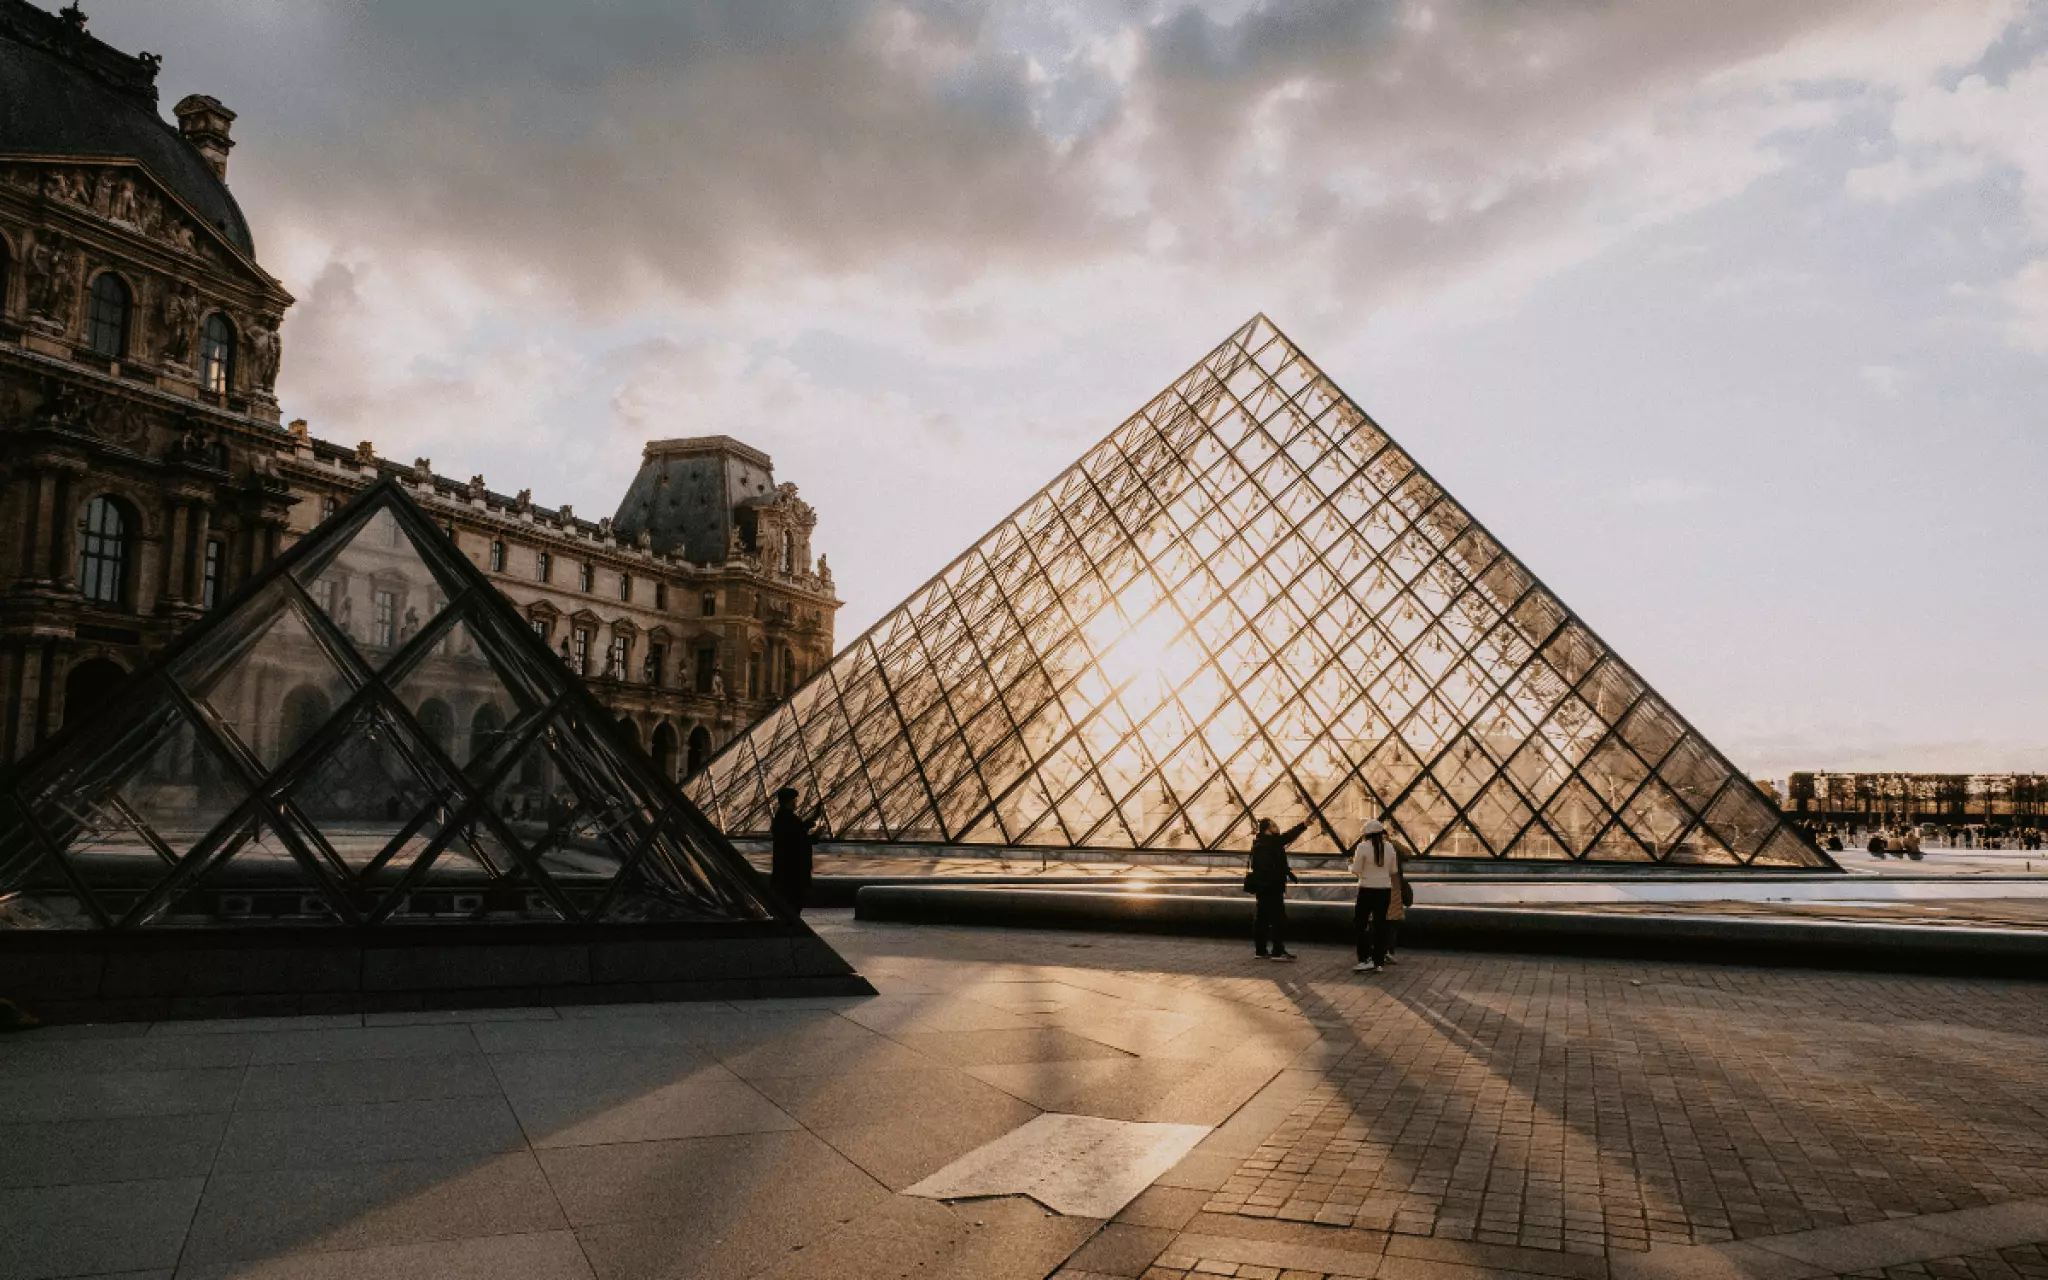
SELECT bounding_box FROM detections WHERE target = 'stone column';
[49,465,86,590]
[25,469,56,583]
[184,505,212,607]
[163,501,191,604]
[7,467,42,581]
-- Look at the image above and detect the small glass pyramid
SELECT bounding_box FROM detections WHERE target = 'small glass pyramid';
[0,479,790,930]
[691,316,1835,870]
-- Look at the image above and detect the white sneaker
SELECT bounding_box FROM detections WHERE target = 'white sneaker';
[1352,961,1376,973]
[1382,955,1398,966]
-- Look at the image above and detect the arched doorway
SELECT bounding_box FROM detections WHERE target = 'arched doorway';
[616,718,640,751]
[278,684,333,763]
[686,725,711,776]
[651,722,678,780]
[417,699,454,754]
[468,704,504,770]
[61,658,127,732]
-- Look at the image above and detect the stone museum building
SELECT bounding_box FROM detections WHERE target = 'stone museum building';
[0,0,840,776]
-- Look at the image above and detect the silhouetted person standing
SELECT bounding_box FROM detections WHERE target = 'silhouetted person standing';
[1246,815,1307,961]
[770,787,822,915]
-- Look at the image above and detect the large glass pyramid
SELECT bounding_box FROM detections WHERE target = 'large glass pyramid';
[0,479,796,930]
[692,316,1834,870]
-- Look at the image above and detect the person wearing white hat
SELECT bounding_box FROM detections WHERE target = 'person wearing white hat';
[1350,818,1399,973]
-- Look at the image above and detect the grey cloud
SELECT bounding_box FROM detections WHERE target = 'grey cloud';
[89,0,1983,311]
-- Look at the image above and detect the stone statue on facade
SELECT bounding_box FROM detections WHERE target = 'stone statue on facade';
[158,285,197,366]
[247,316,281,392]
[26,235,77,324]
[816,554,832,586]
[710,665,726,699]
[467,475,486,501]
[515,488,533,513]
[108,175,140,226]
[356,440,376,465]
[727,522,745,560]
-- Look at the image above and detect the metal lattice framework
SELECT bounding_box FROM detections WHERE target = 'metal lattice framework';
[693,316,1833,870]
[0,479,787,930]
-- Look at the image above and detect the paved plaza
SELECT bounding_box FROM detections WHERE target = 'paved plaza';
[4,915,2048,1280]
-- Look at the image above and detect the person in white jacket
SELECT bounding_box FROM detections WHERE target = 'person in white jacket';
[1350,818,1400,974]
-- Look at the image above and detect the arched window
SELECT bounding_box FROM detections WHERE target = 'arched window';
[199,313,235,393]
[77,495,128,604]
[86,273,130,358]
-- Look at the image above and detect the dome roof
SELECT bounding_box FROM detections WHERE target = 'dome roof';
[0,4,255,258]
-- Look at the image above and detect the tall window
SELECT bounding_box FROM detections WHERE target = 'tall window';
[782,649,796,695]
[315,577,338,618]
[321,495,339,522]
[535,550,551,583]
[654,582,667,610]
[77,495,127,604]
[86,273,130,358]
[571,626,593,675]
[199,313,234,393]
[780,530,793,573]
[607,634,630,680]
[530,616,550,643]
[619,573,632,602]
[489,540,505,572]
[645,643,666,686]
[372,588,398,647]
[201,539,223,610]
[578,562,593,592]
[695,644,718,694]
[701,590,717,617]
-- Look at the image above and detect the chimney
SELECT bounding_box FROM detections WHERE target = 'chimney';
[173,94,236,179]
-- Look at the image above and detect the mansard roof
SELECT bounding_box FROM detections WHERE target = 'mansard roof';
[0,0,255,257]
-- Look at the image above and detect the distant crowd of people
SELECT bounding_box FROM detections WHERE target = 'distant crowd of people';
[1802,821,2046,856]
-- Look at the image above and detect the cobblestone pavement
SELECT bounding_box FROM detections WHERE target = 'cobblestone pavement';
[826,918,2048,1278]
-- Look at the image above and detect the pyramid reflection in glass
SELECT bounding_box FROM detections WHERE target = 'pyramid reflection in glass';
[693,316,1832,869]
[0,480,787,929]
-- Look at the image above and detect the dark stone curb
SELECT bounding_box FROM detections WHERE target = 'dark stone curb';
[854,886,2048,978]
[0,921,875,1024]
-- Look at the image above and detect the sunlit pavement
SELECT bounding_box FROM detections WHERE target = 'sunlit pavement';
[4,913,2047,1280]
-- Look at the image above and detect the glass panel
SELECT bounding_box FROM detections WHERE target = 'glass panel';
[293,506,456,665]
[174,589,360,770]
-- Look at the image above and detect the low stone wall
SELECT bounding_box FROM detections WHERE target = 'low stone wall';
[854,885,2048,977]
[0,921,873,1023]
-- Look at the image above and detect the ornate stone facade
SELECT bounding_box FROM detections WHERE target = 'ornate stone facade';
[0,0,839,775]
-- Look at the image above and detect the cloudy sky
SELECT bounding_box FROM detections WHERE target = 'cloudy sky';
[87,0,2048,777]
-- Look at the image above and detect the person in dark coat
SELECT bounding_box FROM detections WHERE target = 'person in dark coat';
[1246,815,1308,961]
[770,787,822,914]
